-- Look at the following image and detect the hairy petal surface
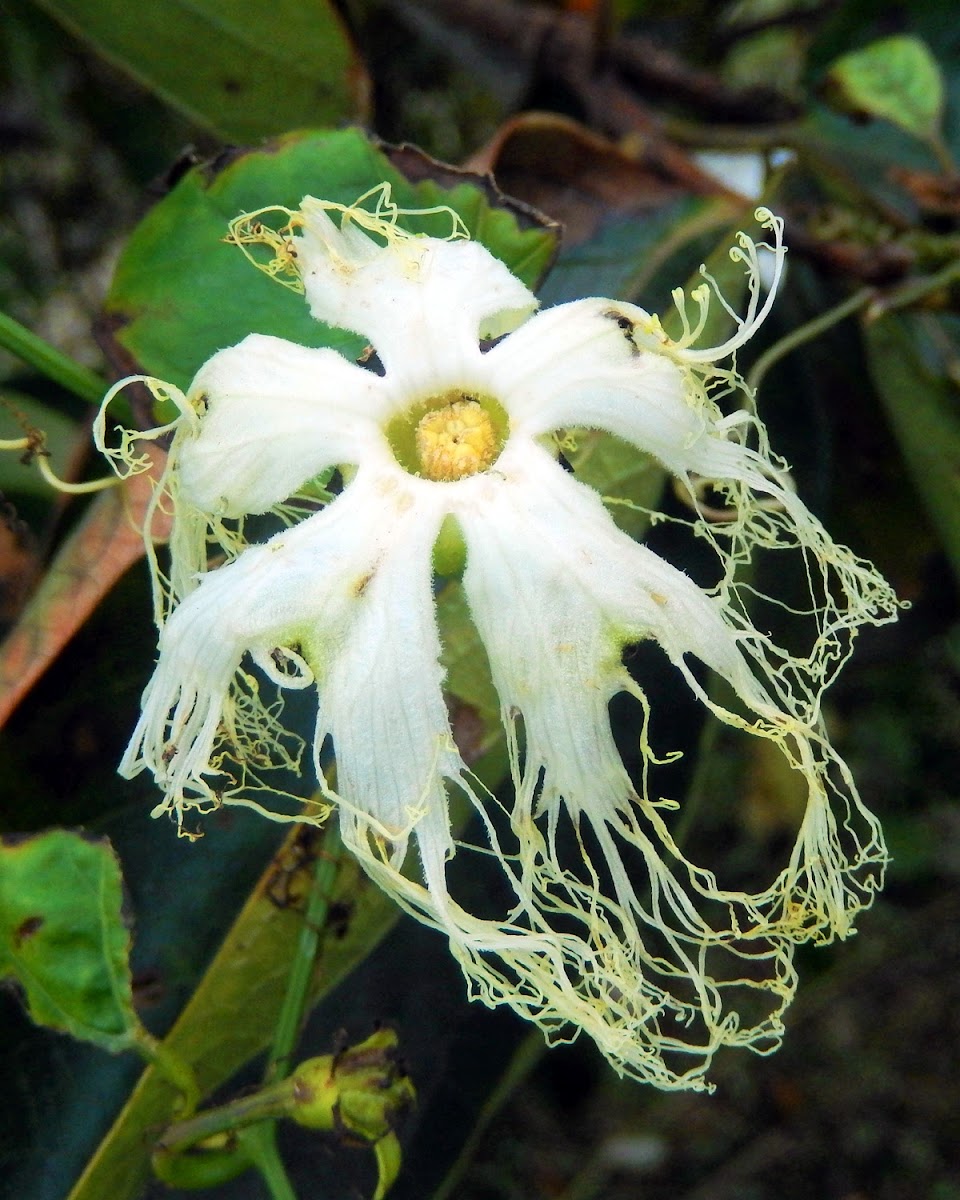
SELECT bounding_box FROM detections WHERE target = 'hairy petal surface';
[296,202,537,387]
[121,467,448,830]
[491,299,722,478]
[490,299,900,715]
[178,333,393,517]
[310,473,465,854]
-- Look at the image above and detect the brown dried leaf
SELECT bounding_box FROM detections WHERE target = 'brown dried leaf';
[466,111,738,245]
[0,446,167,729]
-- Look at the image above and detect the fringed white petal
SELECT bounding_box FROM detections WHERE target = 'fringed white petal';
[177,333,393,517]
[121,465,444,829]
[489,299,722,479]
[295,203,537,388]
[457,443,779,724]
[119,541,313,827]
[308,472,463,846]
[466,445,886,940]
[490,298,900,706]
[410,440,883,1083]
[489,296,798,507]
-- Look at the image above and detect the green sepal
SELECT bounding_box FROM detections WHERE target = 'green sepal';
[432,514,468,578]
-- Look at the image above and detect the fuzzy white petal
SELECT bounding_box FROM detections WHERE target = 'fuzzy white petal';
[177,333,392,516]
[458,442,774,727]
[121,465,450,824]
[490,298,800,492]
[309,474,464,844]
[296,204,537,388]
[488,299,725,477]
[489,297,786,496]
[458,441,892,945]
[488,299,900,687]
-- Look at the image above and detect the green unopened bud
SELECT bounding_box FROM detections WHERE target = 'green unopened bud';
[289,1028,415,1139]
[152,1030,415,1199]
[290,1029,415,1200]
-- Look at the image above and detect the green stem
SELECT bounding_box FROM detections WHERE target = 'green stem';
[746,286,875,394]
[0,310,106,403]
[151,818,344,1199]
[154,1078,296,1154]
[267,820,344,1084]
[133,1027,201,1116]
[927,130,960,179]
[245,1123,299,1200]
[744,258,960,393]
[869,255,960,318]
[153,1103,300,1198]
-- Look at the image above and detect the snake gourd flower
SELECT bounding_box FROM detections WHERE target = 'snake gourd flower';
[96,185,901,1091]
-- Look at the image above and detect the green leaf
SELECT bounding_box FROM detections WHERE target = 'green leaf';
[29,0,369,142]
[0,830,137,1052]
[567,431,664,541]
[863,311,960,588]
[104,128,560,391]
[824,35,945,143]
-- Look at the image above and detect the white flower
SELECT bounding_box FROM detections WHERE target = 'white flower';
[96,185,900,1090]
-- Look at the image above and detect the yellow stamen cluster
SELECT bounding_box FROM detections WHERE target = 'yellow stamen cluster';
[415,398,498,481]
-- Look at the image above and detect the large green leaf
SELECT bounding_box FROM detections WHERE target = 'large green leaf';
[29,0,369,142]
[864,311,960,587]
[103,128,559,392]
[0,830,137,1052]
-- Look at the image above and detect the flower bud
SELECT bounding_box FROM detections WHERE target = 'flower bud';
[289,1028,415,1142]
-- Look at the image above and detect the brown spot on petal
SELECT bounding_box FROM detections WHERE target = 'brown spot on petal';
[603,308,639,354]
[353,571,374,598]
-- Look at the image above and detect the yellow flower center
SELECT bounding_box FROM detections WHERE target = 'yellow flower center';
[385,390,508,482]
[415,398,498,481]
